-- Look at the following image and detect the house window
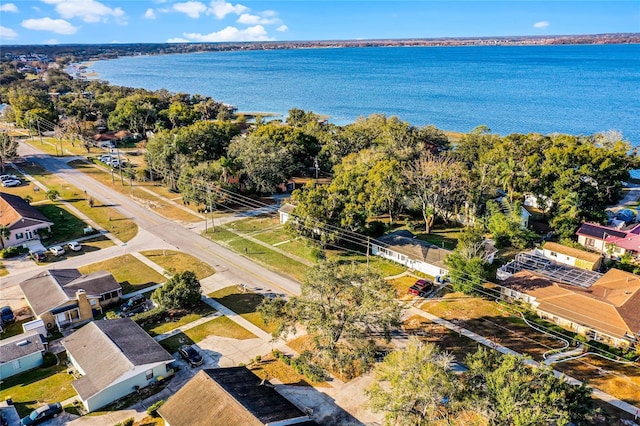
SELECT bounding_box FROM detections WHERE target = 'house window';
[16,233,24,239]
[585,238,595,248]
[146,369,153,380]
[12,360,20,370]
[549,251,557,257]
[90,299,97,306]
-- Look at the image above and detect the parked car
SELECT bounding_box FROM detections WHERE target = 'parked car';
[65,241,82,252]
[408,279,433,297]
[101,142,115,148]
[49,246,65,256]
[120,294,147,316]
[20,403,63,425]
[0,306,15,324]
[110,159,121,168]
[0,174,18,181]
[1,179,21,187]
[178,345,204,367]
[29,250,47,262]
[100,155,112,163]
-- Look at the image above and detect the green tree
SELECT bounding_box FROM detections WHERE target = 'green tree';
[464,348,594,425]
[0,133,19,173]
[444,229,491,294]
[46,189,60,202]
[366,158,406,225]
[0,225,10,249]
[151,271,201,310]
[366,338,461,425]
[485,200,536,249]
[259,261,403,377]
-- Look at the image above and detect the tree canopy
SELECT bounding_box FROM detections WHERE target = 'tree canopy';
[152,271,202,310]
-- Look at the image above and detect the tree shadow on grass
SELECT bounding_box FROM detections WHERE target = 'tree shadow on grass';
[213,293,264,315]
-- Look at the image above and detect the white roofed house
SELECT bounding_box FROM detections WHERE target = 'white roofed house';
[62,318,175,412]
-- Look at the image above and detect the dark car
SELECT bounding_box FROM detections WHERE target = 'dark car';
[408,279,433,297]
[0,306,15,324]
[120,294,147,316]
[178,344,203,367]
[29,251,47,262]
[20,403,63,425]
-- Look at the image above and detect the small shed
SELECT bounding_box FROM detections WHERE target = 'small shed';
[278,203,296,225]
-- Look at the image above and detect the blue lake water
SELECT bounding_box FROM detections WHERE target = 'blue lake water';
[89,44,640,144]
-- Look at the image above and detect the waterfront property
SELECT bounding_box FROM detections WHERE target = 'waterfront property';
[158,367,316,426]
[501,268,640,348]
[0,193,54,249]
[63,318,174,412]
[0,330,47,379]
[19,269,121,331]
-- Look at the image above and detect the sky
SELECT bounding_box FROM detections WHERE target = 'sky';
[0,1,638,45]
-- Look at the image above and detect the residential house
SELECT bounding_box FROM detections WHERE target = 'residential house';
[371,230,452,278]
[501,268,640,347]
[0,330,47,379]
[538,241,603,271]
[278,203,296,225]
[63,318,174,412]
[0,193,54,249]
[576,222,640,259]
[20,269,121,331]
[158,367,317,426]
[278,177,331,193]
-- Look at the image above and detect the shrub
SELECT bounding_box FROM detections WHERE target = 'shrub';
[132,307,167,325]
[147,399,165,418]
[0,246,24,258]
[366,220,386,237]
[122,418,134,426]
[42,352,57,367]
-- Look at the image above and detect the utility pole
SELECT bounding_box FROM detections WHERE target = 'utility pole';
[366,236,370,269]
[117,148,124,185]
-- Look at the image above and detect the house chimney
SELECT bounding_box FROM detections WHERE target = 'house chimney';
[76,289,93,321]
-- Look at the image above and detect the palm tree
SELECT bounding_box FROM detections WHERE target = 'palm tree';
[495,158,522,202]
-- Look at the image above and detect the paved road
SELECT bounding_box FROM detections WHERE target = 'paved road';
[4,144,301,300]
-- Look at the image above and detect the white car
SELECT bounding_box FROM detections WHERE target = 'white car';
[49,245,66,256]
[0,174,18,181]
[1,179,21,187]
[110,159,121,168]
[100,155,112,163]
[66,241,82,252]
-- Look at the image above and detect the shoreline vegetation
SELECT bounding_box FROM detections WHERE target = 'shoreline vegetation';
[2,33,639,65]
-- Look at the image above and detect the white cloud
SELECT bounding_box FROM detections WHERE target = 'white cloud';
[184,24,271,42]
[144,8,156,19]
[237,12,280,25]
[0,3,18,13]
[44,38,59,44]
[22,17,78,34]
[533,21,550,29]
[276,25,287,32]
[167,37,190,43]
[173,1,207,18]
[41,0,125,24]
[0,26,19,40]
[207,0,248,20]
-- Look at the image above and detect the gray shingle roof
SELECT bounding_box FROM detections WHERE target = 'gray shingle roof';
[63,319,173,400]
[0,330,46,363]
[20,269,120,316]
[158,368,315,426]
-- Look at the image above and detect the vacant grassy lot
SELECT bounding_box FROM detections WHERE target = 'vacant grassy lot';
[206,227,310,282]
[208,286,276,333]
[69,160,202,223]
[159,316,256,353]
[78,254,165,293]
[327,249,407,278]
[25,137,90,157]
[144,302,217,336]
[140,250,215,279]
[14,162,138,242]
[0,363,76,417]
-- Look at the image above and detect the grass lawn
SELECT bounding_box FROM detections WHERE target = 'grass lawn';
[387,275,421,299]
[78,254,166,294]
[159,316,257,353]
[208,286,276,333]
[25,137,90,157]
[14,162,138,242]
[0,263,8,277]
[205,227,310,282]
[140,250,215,279]
[143,301,216,336]
[249,352,326,386]
[327,250,407,277]
[36,203,87,244]
[0,364,76,417]
[413,225,464,251]
[0,319,32,340]
[68,160,202,223]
